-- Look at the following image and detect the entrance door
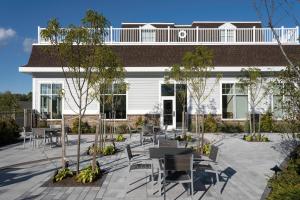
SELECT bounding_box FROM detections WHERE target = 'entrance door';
[162,97,175,130]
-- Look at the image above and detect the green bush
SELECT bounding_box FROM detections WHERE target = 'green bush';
[116,124,127,134]
[203,143,211,155]
[87,144,101,155]
[243,134,269,142]
[260,112,273,132]
[135,116,144,127]
[53,168,73,182]
[102,145,115,156]
[175,134,192,142]
[115,134,125,142]
[0,119,20,146]
[267,146,300,200]
[220,122,244,133]
[204,114,218,133]
[76,164,101,183]
[71,118,94,134]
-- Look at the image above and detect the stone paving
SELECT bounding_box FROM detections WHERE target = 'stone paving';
[0,133,296,200]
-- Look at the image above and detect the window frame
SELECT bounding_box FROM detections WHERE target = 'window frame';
[100,83,127,120]
[221,82,248,120]
[39,82,63,120]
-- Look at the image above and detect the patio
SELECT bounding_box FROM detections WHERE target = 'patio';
[0,133,293,200]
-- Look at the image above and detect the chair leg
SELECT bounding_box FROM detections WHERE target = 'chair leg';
[163,177,166,200]
[23,133,26,148]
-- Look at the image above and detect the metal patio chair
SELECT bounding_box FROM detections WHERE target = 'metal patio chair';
[161,154,194,199]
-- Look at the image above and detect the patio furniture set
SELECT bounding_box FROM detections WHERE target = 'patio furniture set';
[22,125,69,148]
[125,125,220,199]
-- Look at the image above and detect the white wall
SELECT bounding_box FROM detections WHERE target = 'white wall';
[32,73,274,118]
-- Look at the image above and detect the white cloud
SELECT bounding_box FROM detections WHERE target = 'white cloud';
[23,38,36,53]
[0,28,16,44]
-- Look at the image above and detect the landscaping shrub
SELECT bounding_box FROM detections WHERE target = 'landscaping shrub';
[175,134,192,142]
[87,144,101,155]
[267,145,300,200]
[102,145,115,156]
[115,134,125,142]
[0,119,20,146]
[76,164,101,183]
[203,143,211,155]
[116,123,127,134]
[71,118,94,134]
[204,114,218,133]
[220,122,244,133]
[135,116,144,127]
[53,168,73,182]
[260,112,273,132]
[243,134,269,142]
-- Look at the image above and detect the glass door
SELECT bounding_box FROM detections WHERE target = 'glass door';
[162,97,175,130]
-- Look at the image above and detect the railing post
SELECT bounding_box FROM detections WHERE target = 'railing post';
[253,26,256,43]
[38,26,41,44]
[281,26,284,43]
[296,26,299,44]
[196,26,199,43]
[224,28,227,43]
[167,26,170,43]
[110,26,113,44]
[139,26,142,43]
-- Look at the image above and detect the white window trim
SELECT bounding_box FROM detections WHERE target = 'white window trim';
[220,80,248,120]
[38,81,64,120]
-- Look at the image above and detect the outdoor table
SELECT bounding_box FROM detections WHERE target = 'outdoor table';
[149,147,193,159]
[45,128,61,147]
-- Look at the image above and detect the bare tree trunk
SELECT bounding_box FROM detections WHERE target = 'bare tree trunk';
[61,115,66,168]
[249,112,252,134]
[76,113,81,174]
[252,109,256,135]
[201,113,204,154]
[92,113,100,170]
[182,110,185,135]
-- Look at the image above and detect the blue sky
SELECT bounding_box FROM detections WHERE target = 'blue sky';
[0,0,299,94]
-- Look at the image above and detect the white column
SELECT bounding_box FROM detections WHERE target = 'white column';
[281,26,285,43]
[196,26,199,43]
[110,26,113,44]
[167,26,170,43]
[296,26,299,44]
[139,26,142,43]
[38,26,41,44]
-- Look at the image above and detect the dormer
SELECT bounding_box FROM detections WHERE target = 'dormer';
[218,23,237,42]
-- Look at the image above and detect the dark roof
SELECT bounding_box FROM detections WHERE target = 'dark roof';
[121,21,262,28]
[24,45,300,67]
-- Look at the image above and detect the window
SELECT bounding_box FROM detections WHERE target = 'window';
[161,84,174,96]
[141,24,156,42]
[219,23,236,42]
[222,83,248,119]
[100,84,126,119]
[40,83,62,119]
[272,84,283,118]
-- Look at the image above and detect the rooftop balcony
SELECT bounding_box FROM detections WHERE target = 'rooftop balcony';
[38,26,299,45]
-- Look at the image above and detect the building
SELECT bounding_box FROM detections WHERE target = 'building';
[19,21,300,129]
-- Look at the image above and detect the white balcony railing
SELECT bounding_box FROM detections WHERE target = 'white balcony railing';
[38,26,299,45]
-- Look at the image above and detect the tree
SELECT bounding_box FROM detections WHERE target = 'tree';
[0,91,18,112]
[41,10,109,173]
[89,46,126,170]
[168,46,220,153]
[239,67,269,135]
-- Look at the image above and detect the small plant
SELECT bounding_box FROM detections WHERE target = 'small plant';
[102,145,115,156]
[71,118,93,134]
[87,144,102,155]
[204,114,218,133]
[76,164,101,184]
[116,124,128,134]
[115,134,125,142]
[175,134,192,142]
[53,168,73,182]
[220,122,244,133]
[243,134,269,142]
[135,116,144,128]
[203,143,211,155]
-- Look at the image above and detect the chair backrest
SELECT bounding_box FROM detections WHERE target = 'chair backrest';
[50,124,61,129]
[164,154,193,171]
[158,139,178,148]
[32,128,45,138]
[125,144,133,161]
[143,124,153,135]
[209,145,219,162]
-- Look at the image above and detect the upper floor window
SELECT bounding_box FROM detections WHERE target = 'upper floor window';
[141,24,156,42]
[219,23,236,42]
[40,83,62,119]
[222,83,248,119]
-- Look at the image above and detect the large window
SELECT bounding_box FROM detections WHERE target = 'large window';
[272,84,284,119]
[141,24,156,42]
[100,84,126,119]
[40,83,62,119]
[222,83,248,119]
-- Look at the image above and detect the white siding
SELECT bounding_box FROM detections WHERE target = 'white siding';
[127,77,162,114]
